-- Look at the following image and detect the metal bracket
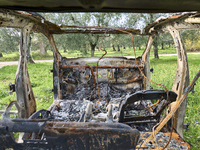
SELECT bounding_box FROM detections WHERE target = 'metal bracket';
[9,83,15,94]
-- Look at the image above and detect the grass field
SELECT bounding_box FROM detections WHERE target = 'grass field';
[0,46,177,61]
[150,54,200,150]
[0,53,199,149]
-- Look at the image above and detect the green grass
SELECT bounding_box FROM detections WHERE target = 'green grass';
[0,46,177,61]
[0,54,200,149]
[150,54,200,150]
[0,63,53,111]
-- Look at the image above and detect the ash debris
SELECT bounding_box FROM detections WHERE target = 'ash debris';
[62,82,138,101]
[52,100,92,121]
[137,132,189,150]
[51,82,155,132]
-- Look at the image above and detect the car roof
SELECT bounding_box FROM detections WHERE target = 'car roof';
[0,0,200,13]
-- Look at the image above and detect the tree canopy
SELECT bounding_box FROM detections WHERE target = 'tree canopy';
[0,12,199,59]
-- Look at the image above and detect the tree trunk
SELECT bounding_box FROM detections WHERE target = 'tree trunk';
[63,46,67,53]
[112,45,116,51]
[82,43,87,54]
[40,40,46,54]
[90,44,96,57]
[0,52,3,57]
[153,39,159,59]
[124,46,126,49]
[26,36,35,63]
[169,42,171,48]
[139,46,141,50]
[117,45,120,51]
[161,42,164,49]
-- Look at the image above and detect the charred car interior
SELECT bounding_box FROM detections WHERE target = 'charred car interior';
[0,9,200,150]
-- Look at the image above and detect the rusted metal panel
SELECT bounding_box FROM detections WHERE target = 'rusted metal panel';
[142,36,155,90]
[143,12,200,35]
[60,64,144,69]
[0,119,140,150]
[48,34,62,100]
[167,25,190,138]
[15,24,36,119]
[43,122,140,149]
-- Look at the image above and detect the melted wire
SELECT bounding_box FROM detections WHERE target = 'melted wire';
[95,31,108,108]
[161,116,174,150]
[90,67,96,98]
[148,99,161,108]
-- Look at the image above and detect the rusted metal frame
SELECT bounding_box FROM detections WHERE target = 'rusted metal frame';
[60,64,144,69]
[2,9,62,33]
[47,34,62,100]
[144,15,200,138]
[119,90,177,122]
[121,98,170,123]
[32,17,63,100]
[142,35,156,90]
[143,70,200,147]
[0,120,140,149]
[50,29,141,34]
[60,25,141,32]
[0,10,33,29]
[122,115,160,122]
[0,9,53,32]
[125,120,158,124]
[30,10,62,100]
[166,25,190,138]
[173,23,200,30]
[34,24,63,100]
[15,23,36,119]
[0,110,18,114]
[3,101,20,119]
[144,13,200,36]
[143,13,196,35]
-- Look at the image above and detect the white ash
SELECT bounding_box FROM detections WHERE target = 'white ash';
[52,100,93,121]
[137,132,189,150]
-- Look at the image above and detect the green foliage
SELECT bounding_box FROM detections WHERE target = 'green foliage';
[0,12,182,60]
[0,28,20,53]
[182,30,200,51]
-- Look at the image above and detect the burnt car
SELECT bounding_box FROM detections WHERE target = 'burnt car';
[0,9,200,149]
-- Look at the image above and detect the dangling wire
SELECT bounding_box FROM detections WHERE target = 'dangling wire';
[92,26,169,113]
[95,31,108,108]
